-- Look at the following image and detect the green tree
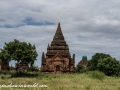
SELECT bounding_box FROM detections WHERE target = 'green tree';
[97,57,120,76]
[87,53,111,71]
[0,39,38,67]
[0,49,11,64]
[76,64,85,73]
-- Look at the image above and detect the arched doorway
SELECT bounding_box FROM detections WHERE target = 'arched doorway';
[56,65,60,71]
[55,65,61,74]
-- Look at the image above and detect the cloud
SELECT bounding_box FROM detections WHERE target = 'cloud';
[0,0,120,67]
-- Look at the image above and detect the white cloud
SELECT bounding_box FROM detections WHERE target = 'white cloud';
[93,15,120,26]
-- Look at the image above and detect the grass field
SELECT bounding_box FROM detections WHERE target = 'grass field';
[0,71,120,90]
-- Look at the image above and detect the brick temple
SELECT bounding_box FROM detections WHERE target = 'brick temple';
[41,22,75,74]
[78,56,88,67]
[0,59,9,70]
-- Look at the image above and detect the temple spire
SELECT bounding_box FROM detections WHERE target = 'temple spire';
[53,22,64,41]
[58,22,60,26]
[42,52,45,61]
[47,44,49,49]
[57,22,61,31]
[58,22,61,28]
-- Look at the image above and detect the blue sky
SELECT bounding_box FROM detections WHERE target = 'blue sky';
[0,0,120,67]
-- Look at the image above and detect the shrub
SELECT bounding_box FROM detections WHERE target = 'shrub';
[97,57,120,76]
[27,66,39,72]
[76,64,87,73]
[87,71,105,81]
[11,71,39,78]
[0,70,11,75]
[1,75,7,79]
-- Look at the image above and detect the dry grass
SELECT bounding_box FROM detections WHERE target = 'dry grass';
[0,73,120,90]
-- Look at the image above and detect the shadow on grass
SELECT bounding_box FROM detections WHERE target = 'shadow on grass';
[10,71,39,78]
[0,70,50,79]
[0,71,48,79]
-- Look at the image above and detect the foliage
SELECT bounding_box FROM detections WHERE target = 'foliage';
[11,71,39,78]
[27,66,39,72]
[0,70,11,75]
[86,71,105,81]
[87,53,111,71]
[97,57,120,76]
[76,64,87,73]
[0,39,38,66]
[0,50,11,63]
[1,75,7,79]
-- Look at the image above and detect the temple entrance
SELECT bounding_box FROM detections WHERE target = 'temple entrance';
[56,65,60,71]
[55,65,61,74]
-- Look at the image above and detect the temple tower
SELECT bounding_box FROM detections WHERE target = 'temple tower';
[41,22,75,74]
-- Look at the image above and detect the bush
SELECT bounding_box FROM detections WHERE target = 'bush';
[1,75,7,79]
[76,64,87,73]
[97,57,120,76]
[27,66,39,72]
[11,71,39,78]
[0,70,11,75]
[86,71,105,81]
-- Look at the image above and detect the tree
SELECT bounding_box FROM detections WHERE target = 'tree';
[97,57,120,76]
[0,49,11,64]
[76,64,85,73]
[0,39,38,67]
[87,53,111,71]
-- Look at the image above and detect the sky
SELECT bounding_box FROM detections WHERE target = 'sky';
[0,0,120,67]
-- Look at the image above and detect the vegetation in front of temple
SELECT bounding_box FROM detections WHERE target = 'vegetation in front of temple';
[0,72,120,90]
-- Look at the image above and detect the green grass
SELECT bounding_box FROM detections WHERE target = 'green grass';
[0,71,120,90]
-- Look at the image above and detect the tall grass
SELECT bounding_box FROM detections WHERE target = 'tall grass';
[0,71,120,90]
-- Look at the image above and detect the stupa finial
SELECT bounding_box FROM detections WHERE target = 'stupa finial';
[58,22,60,27]
[57,22,61,30]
